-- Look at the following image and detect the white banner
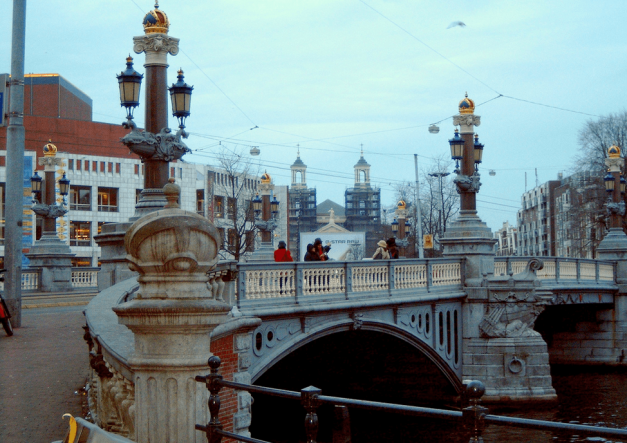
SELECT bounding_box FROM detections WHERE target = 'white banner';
[299,232,365,261]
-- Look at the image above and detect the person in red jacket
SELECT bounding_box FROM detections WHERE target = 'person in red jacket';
[274,241,293,294]
[274,241,293,262]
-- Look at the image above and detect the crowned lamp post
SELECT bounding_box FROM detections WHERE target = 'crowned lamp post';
[95,3,194,290]
[26,142,75,292]
[117,2,193,216]
[249,172,280,262]
[597,145,627,259]
[392,200,411,256]
[440,93,496,283]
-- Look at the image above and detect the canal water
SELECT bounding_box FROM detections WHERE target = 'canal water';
[254,365,627,442]
[351,366,627,443]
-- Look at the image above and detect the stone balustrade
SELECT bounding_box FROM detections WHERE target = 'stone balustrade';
[494,257,615,284]
[0,267,101,292]
[236,258,464,307]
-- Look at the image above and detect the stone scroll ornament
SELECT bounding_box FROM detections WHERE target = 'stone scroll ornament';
[453,172,481,194]
[479,259,550,338]
[121,126,191,162]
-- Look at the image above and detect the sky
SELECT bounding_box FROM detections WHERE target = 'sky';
[2,0,627,232]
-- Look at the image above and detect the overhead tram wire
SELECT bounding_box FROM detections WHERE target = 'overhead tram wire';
[357,0,596,120]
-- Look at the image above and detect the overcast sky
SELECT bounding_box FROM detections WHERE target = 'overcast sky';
[2,0,627,232]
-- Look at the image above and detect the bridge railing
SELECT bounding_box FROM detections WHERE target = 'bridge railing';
[195,355,627,443]
[236,258,464,307]
[494,257,616,284]
[0,267,101,292]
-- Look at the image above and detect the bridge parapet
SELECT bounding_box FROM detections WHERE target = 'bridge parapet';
[495,257,616,285]
[236,258,464,308]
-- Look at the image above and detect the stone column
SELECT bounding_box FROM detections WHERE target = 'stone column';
[113,183,231,443]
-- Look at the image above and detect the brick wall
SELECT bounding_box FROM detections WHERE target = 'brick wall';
[211,335,237,440]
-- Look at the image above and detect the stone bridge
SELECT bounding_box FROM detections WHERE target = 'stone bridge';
[84,253,622,442]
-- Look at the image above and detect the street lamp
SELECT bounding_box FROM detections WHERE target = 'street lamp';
[26,142,74,293]
[250,172,280,261]
[604,145,626,230]
[449,129,464,170]
[118,3,194,215]
[169,69,194,129]
[391,218,399,235]
[116,56,143,126]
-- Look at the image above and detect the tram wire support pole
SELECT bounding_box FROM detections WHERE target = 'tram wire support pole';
[5,0,27,327]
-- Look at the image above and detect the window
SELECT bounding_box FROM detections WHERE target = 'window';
[214,196,224,218]
[245,199,254,222]
[171,167,175,178]
[245,230,255,252]
[116,163,121,174]
[69,186,91,211]
[134,164,139,176]
[179,168,182,179]
[108,162,113,173]
[228,228,237,250]
[217,228,225,248]
[97,222,106,235]
[70,221,91,246]
[71,257,92,267]
[68,159,74,170]
[92,161,97,172]
[76,160,81,171]
[100,162,105,173]
[196,190,205,216]
[227,197,237,220]
[98,187,118,212]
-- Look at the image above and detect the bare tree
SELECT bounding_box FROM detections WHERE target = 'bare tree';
[215,148,260,262]
[576,110,627,174]
[390,157,459,257]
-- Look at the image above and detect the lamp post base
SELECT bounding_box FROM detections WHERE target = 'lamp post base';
[25,232,75,292]
[597,228,627,260]
[248,242,276,262]
[440,210,496,285]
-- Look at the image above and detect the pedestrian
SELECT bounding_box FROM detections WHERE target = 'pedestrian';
[314,238,327,261]
[274,241,293,262]
[304,243,321,261]
[372,240,390,260]
[274,241,293,294]
[387,238,399,259]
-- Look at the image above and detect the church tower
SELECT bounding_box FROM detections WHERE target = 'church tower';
[288,149,317,259]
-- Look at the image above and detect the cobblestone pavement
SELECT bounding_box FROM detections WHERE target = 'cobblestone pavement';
[0,305,89,443]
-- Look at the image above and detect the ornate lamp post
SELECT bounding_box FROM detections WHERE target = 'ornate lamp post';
[597,145,627,259]
[393,200,411,255]
[440,93,496,283]
[26,142,74,292]
[117,3,193,216]
[249,173,280,261]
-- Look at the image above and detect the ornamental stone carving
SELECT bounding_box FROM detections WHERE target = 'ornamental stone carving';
[31,203,68,219]
[121,126,190,162]
[453,114,481,129]
[133,34,180,66]
[454,172,481,194]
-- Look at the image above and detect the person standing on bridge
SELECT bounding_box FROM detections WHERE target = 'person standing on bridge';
[304,244,321,261]
[387,238,399,259]
[372,240,390,260]
[314,238,328,261]
[274,241,293,262]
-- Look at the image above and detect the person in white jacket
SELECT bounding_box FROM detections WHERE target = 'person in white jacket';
[372,240,390,260]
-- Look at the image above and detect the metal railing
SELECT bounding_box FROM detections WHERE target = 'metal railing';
[236,258,464,307]
[494,257,616,284]
[195,355,627,443]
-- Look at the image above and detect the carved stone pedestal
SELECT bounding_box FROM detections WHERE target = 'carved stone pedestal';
[113,201,231,443]
[26,233,74,292]
[462,260,557,403]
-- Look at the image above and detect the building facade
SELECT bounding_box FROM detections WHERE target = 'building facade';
[516,178,561,256]
[494,221,518,256]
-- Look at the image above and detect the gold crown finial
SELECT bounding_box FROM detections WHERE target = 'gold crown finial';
[397,200,406,210]
[608,144,621,159]
[143,1,170,34]
[261,171,271,183]
[43,140,57,157]
[459,93,475,115]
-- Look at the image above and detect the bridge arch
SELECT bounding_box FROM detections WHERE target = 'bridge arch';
[250,318,463,394]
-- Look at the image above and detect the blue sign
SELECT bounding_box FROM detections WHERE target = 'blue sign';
[21,157,33,267]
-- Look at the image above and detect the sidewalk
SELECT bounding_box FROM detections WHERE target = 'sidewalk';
[0,305,89,443]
